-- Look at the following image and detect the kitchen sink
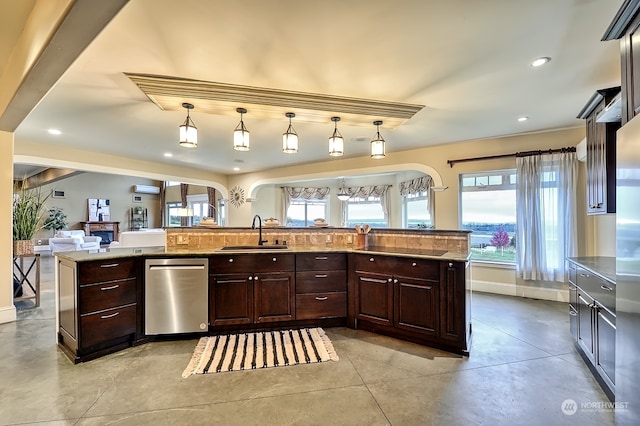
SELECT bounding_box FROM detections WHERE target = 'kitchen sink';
[219,245,289,251]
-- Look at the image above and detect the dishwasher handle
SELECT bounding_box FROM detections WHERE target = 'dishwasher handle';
[148,265,206,271]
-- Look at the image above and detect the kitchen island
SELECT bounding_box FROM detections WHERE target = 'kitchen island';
[55,227,471,363]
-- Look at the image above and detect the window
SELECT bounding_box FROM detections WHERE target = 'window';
[460,170,516,263]
[403,190,431,228]
[166,201,183,227]
[345,195,387,228]
[286,199,327,227]
[187,194,208,226]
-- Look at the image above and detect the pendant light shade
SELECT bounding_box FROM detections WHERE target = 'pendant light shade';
[336,178,350,201]
[328,116,344,157]
[370,120,385,159]
[282,112,299,153]
[179,103,198,148]
[233,107,250,151]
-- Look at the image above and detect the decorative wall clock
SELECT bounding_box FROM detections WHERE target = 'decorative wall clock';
[229,185,245,207]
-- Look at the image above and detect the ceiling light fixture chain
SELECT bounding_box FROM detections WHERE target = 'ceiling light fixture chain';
[233,107,250,151]
[328,116,344,157]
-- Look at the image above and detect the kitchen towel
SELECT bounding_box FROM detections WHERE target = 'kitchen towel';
[182,327,338,377]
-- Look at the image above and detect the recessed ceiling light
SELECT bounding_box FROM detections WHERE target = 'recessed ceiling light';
[517,116,529,122]
[164,152,173,157]
[233,167,240,171]
[48,129,62,135]
[531,57,551,67]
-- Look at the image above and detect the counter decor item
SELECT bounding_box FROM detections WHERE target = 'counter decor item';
[13,185,50,256]
[199,217,218,227]
[264,217,280,227]
[182,327,338,377]
[355,224,371,249]
[313,218,328,227]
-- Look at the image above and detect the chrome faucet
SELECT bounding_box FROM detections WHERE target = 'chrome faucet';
[251,214,268,245]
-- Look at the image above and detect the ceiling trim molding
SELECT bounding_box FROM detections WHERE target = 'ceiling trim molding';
[125,73,424,128]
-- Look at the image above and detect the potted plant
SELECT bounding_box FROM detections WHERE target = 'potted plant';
[12,185,50,256]
[43,207,68,236]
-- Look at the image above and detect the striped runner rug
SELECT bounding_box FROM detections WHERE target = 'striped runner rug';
[182,327,338,377]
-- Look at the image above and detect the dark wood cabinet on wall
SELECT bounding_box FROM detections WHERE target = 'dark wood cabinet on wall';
[603,0,640,124]
[577,87,620,215]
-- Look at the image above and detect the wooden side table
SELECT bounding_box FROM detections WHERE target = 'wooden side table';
[13,254,40,308]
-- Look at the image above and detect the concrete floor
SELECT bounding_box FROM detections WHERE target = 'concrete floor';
[1,255,613,425]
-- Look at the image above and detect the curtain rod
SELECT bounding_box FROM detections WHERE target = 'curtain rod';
[447,146,576,168]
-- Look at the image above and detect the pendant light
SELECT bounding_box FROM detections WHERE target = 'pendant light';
[370,120,385,159]
[282,112,299,153]
[336,178,350,201]
[178,103,198,148]
[233,107,250,151]
[328,116,344,156]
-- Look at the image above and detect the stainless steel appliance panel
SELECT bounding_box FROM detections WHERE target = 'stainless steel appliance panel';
[145,258,208,335]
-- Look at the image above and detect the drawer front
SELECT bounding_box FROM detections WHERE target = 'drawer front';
[296,253,346,271]
[79,258,137,285]
[210,254,295,273]
[354,254,439,278]
[80,304,136,348]
[296,270,347,293]
[79,278,137,314]
[576,268,615,314]
[296,293,347,319]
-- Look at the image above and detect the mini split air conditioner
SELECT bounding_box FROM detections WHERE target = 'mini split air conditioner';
[133,184,160,194]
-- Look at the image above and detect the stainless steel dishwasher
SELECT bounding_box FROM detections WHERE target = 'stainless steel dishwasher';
[145,258,208,335]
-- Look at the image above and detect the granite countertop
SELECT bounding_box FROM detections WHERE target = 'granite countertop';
[567,256,616,284]
[56,245,470,263]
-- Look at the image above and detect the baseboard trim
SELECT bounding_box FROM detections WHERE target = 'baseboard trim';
[473,280,569,302]
[0,305,17,324]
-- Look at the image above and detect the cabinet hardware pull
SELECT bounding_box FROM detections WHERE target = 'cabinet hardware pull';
[579,273,589,277]
[100,263,119,268]
[449,262,453,267]
[315,256,328,260]
[228,258,234,262]
[100,312,120,319]
[315,296,328,301]
[360,277,388,284]
[569,310,577,316]
[600,285,613,291]
[369,258,375,262]
[315,274,328,278]
[569,286,576,290]
[248,276,253,280]
[388,278,393,282]
[100,285,120,291]
[254,276,259,280]
[411,262,417,267]
[393,279,398,283]
[273,257,277,262]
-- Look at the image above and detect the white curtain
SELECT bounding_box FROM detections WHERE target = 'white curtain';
[399,175,434,222]
[340,185,391,226]
[516,152,578,282]
[282,187,330,222]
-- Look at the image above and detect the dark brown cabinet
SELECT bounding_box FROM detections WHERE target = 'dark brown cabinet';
[350,253,470,354]
[295,253,347,320]
[58,256,140,363]
[577,87,620,215]
[566,259,615,401]
[209,254,295,326]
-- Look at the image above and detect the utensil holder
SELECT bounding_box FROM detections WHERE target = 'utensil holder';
[356,233,369,249]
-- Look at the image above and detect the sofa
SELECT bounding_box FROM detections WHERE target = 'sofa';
[109,229,166,248]
[49,230,102,253]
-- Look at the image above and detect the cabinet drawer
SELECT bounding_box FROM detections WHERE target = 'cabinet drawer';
[576,268,615,314]
[354,254,439,278]
[296,293,347,319]
[79,258,137,285]
[80,304,136,348]
[210,254,295,273]
[296,270,346,293]
[79,278,137,314]
[568,262,577,285]
[296,253,346,271]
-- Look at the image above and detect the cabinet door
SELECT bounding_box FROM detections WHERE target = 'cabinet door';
[254,272,295,323]
[596,307,616,389]
[577,291,595,362]
[210,273,253,326]
[355,271,393,326]
[440,261,466,342]
[394,275,439,336]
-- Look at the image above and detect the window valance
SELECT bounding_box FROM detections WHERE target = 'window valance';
[399,176,433,196]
